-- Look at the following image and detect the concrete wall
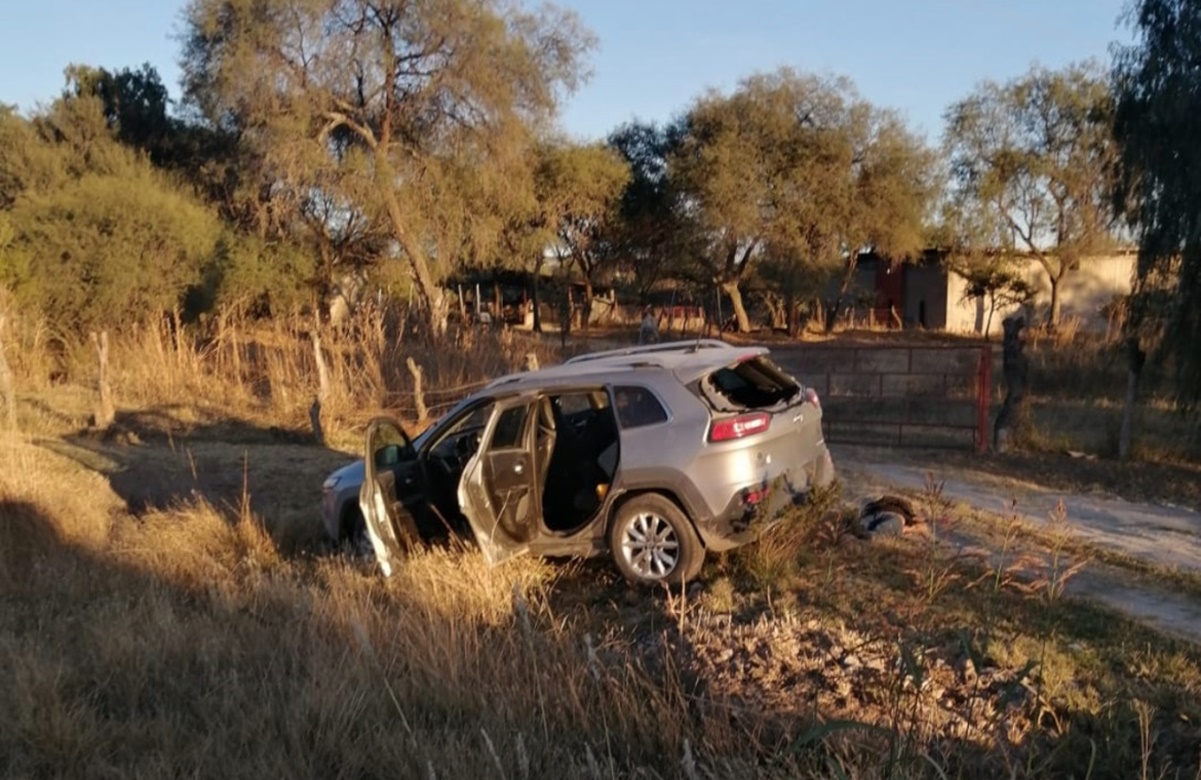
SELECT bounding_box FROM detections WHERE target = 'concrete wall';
[943,253,1134,336]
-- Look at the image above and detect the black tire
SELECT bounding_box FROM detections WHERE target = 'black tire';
[341,506,373,557]
[607,493,704,586]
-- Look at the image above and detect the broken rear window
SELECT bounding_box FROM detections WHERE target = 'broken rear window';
[701,356,800,411]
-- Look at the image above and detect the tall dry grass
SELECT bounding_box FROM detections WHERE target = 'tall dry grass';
[0,435,819,779]
[4,303,568,442]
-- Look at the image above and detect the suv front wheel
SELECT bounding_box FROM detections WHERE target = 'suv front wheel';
[608,494,703,586]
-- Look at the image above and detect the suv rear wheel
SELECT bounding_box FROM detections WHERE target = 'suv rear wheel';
[608,494,703,586]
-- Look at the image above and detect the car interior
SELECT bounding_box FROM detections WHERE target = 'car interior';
[422,402,495,538]
[406,391,619,539]
[537,391,619,533]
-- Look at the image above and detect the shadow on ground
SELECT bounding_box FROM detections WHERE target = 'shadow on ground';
[32,407,357,550]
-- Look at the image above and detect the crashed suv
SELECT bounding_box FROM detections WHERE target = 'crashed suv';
[320,340,834,585]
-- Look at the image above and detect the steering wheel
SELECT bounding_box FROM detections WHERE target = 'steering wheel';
[455,430,482,459]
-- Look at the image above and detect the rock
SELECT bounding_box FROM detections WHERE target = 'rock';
[959,657,978,685]
[843,653,863,671]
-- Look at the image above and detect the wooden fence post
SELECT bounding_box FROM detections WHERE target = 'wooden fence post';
[406,357,428,423]
[0,313,16,431]
[91,330,115,430]
[309,327,330,445]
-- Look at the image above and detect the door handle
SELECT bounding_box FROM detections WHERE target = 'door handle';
[514,463,525,475]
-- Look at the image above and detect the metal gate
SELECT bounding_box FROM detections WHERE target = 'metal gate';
[772,344,993,452]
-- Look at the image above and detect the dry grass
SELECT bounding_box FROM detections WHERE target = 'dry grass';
[7,307,567,445]
[10,421,1198,779]
[2,437,703,778]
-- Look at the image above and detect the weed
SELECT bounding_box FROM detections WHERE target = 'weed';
[1041,499,1088,604]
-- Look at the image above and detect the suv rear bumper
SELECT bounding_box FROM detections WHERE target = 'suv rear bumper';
[693,442,835,551]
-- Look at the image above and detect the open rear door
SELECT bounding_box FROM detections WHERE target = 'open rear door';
[359,417,421,576]
[457,397,538,565]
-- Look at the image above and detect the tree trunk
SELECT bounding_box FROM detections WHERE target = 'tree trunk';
[1118,336,1145,461]
[531,273,542,333]
[1047,275,1062,331]
[558,286,572,349]
[376,158,447,339]
[786,290,799,338]
[825,258,860,334]
[720,280,751,333]
[581,276,594,335]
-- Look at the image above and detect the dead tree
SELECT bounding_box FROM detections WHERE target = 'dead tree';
[993,315,1029,452]
[91,330,115,430]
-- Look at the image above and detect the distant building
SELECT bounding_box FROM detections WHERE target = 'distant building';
[843,250,1135,336]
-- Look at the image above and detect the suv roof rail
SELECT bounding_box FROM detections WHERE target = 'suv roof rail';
[563,339,735,365]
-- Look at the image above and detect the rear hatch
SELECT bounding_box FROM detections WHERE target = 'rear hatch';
[695,353,825,491]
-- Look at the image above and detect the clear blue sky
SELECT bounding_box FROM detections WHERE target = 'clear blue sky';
[0,0,1132,142]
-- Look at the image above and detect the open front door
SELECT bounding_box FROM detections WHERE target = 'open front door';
[359,417,421,576]
[458,397,538,565]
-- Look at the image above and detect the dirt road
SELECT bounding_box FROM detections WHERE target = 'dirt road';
[836,445,1201,644]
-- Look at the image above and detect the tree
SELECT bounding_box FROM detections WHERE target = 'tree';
[606,121,697,298]
[0,106,67,209]
[4,167,221,334]
[944,63,1118,330]
[670,69,932,333]
[951,253,1036,338]
[1113,0,1201,449]
[62,64,177,167]
[824,109,936,332]
[180,0,593,338]
[0,89,224,334]
[537,141,629,330]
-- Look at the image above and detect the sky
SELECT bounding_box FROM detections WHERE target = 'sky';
[0,0,1134,143]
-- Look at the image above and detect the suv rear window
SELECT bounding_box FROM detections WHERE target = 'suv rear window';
[702,356,800,410]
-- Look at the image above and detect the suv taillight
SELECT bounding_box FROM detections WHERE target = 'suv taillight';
[709,412,771,442]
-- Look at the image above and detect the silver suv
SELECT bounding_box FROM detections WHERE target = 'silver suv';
[321,340,834,585]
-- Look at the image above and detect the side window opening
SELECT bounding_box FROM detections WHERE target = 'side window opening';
[490,405,529,450]
[614,385,669,428]
[700,356,800,411]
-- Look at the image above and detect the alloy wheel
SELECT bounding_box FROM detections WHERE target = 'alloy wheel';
[620,511,680,579]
